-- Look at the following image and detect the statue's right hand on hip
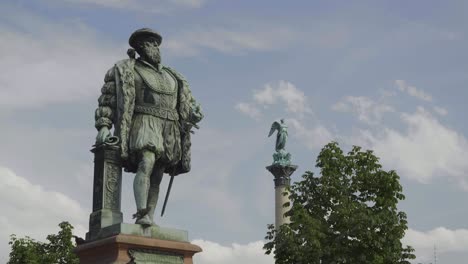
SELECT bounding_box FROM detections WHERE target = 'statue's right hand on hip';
[96,126,111,145]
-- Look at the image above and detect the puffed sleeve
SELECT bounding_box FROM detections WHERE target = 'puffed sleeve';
[95,67,117,130]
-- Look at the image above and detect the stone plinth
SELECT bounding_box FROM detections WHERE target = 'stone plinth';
[88,223,189,242]
[266,163,297,229]
[87,143,123,240]
[74,234,202,264]
[80,142,202,263]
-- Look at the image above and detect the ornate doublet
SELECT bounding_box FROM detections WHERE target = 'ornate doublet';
[129,60,181,165]
[133,60,178,120]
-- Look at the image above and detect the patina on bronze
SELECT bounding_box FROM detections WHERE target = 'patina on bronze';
[94,28,203,227]
[268,119,291,166]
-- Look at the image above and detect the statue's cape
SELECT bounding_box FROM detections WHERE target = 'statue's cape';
[112,58,193,175]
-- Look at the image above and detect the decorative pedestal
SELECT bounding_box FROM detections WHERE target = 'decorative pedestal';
[266,163,297,229]
[78,143,202,263]
[87,144,123,240]
[74,233,202,264]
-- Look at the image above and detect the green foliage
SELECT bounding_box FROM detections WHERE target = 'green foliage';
[7,235,46,264]
[264,142,416,264]
[8,221,79,264]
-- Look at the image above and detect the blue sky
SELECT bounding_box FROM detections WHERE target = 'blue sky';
[1,1,468,263]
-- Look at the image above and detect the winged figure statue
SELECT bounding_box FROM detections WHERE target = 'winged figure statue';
[268,119,288,152]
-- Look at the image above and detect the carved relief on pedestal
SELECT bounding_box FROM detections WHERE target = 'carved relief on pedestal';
[128,248,184,264]
[104,163,120,210]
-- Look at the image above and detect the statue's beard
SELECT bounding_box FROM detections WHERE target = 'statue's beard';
[140,47,161,65]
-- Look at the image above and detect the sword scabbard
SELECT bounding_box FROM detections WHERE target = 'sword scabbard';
[161,175,175,217]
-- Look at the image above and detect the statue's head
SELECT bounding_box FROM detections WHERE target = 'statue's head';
[280,118,285,124]
[129,28,163,65]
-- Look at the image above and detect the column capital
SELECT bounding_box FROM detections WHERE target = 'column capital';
[266,164,298,187]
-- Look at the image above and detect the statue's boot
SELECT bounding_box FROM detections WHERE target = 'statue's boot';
[133,184,151,226]
[146,185,160,225]
[134,180,152,226]
[135,213,152,226]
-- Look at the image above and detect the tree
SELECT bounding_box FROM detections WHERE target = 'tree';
[264,142,416,264]
[8,221,79,264]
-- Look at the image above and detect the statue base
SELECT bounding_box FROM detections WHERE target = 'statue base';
[86,223,189,242]
[76,224,202,264]
[74,234,201,264]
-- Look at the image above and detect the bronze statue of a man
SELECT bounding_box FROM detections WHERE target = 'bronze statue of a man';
[94,28,203,226]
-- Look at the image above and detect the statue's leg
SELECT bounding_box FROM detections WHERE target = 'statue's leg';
[133,150,156,226]
[147,163,165,224]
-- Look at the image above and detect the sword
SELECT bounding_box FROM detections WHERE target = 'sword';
[161,175,174,217]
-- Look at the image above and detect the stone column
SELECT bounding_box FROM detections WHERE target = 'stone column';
[86,143,123,240]
[266,164,297,229]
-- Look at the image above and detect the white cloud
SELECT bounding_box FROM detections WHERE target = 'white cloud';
[395,80,433,102]
[254,85,277,105]
[192,240,274,264]
[404,227,468,263]
[254,81,312,114]
[235,81,330,150]
[358,107,468,187]
[235,102,262,120]
[332,96,394,124]
[275,82,311,114]
[165,26,296,56]
[0,166,88,263]
[434,106,448,116]
[288,118,334,150]
[236,81,312,119]
[0,7,121,108]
